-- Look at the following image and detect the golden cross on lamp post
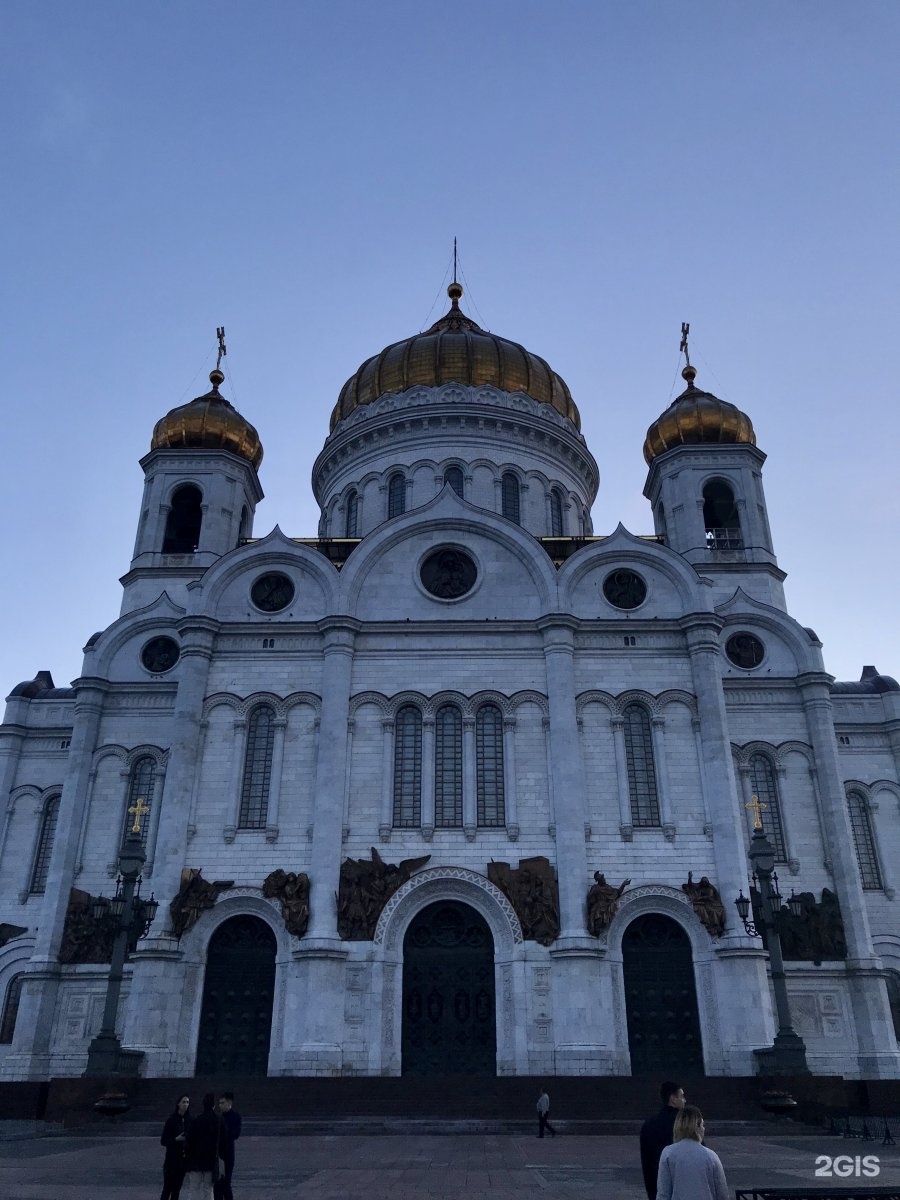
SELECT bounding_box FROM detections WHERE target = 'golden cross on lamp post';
[128,796,150,835]
[745,793,767,831]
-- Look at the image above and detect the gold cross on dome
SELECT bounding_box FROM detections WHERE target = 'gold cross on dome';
[128,796,150,835]
[216,326,227,370]
[745,793,767,831]
[680,321,691,367]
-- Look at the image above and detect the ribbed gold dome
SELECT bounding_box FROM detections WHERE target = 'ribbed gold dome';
[151,370,263,469]
[330,285,579,431]
[643,366,755,465]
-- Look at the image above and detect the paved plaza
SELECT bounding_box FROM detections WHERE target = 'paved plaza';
[1,1129,899,1199]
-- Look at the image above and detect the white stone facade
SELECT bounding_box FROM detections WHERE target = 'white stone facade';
[1,359,898,1082]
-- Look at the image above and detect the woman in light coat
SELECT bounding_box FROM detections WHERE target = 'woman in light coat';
[656,1105,729,1200]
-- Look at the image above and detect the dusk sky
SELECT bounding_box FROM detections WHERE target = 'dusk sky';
[1,1,898,690]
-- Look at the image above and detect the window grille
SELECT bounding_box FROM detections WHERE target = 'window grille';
[387,473,406,518]
[748,754,786,860]
[123,757,157,848]
[550,489,564,537]
[239,707,275,829]
[847,790,882,889]
[29,796,60,894]
[345,491,358,538]
[443,467,464,498]
[501,473,520,524]
[623,704,660,826]
[0,975,23,1044]
[392,706,422,827]
[434,705,463,827]
[476,704,505,826]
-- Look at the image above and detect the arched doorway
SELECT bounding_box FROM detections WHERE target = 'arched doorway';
[622,913,704,1077]
[196,915,276,1076]
[402,900,496,1076]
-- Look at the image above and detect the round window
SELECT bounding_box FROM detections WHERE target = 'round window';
[420,548,477,599]
[141,636,180,673]
[602,569,647,610]
[725,632,765,669]
[251,572,295,612]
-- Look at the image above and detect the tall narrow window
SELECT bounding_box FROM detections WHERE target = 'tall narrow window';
[476,704,505,826]
[123,756,157,848]
[748,754,786,860]
[703,480,742,551]
[623,704,660,827]
[239,706,276,829]
[847,789,882,889]
[501,472,520,523]
[345,490,359,538]
[29,795,60,894]
[443,466,464,498]
[162,484,203,553]
[0,975,23,1044]
[393,706,422,827]
[434,705,463,827]
[550,489,564,537]
[239,505,251,542]
[387,473,406,519]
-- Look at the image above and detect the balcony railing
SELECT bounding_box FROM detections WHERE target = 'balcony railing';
[706,527,744,552]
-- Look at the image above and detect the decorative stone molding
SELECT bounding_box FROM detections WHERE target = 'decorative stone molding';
[374,865,523,950]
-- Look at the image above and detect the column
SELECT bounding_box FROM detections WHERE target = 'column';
[265,717,287,842]
[680,613,774,1073]
[691,717,714,838]
[502,717,519,840]
[421,717,435,841]
[379,717,394,841]
[186,719,209,840]
[799,673,900,1076]
[650,715,676,839]
[4,680,107,1078]
[223,717,247,842]
[610,716,633,839]
[0,723,25,869]
[462,716,476,840]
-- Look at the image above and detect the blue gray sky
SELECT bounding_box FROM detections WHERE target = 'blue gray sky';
[2,1,898,689]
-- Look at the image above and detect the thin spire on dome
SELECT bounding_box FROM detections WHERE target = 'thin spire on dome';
[448,237,463,306]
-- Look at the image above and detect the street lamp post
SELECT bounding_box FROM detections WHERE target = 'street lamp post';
[84,798,159,1077]
[735,796,810,1076]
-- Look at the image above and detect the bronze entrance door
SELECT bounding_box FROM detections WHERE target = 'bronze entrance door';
[196,915,276,1076]
[402,901,496,1076]
[622,913,705,1076]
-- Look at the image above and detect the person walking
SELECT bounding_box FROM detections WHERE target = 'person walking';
[159,1094,191,1200]
[656,1105,729,1200]
[639,1081,685,1200]
[215,1092,242,1200]
[182,1092,224,1200]
[536,1087,556,1138]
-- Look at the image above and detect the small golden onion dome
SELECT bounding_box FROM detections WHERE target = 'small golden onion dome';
[151,369,263,469]
[330,283,579,431]
[642,365,755,465]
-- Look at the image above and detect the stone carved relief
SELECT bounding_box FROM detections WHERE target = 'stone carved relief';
[374,866,523,949]
[169,869,234,940]
[586,873,630,936]
[338,848,431,940]
[59,889,114,964]
[262,870,310,938]
[681,872,726,937]
[488,856,560,946]
[0,923,27,948]
[754,887,847,963]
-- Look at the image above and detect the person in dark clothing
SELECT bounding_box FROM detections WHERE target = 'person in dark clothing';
[184,1091,225,1199]
[536,1087,556,1138]
[639,1080,685,1200]
[160,1094,191,1200]
[215,1092,242,1200]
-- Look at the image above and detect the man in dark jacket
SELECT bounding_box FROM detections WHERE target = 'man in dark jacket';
[639,1080,685,1200]
[186,1092,225,1194]
[215,1091,242,1200]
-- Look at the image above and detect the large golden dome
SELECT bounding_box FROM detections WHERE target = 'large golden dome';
[643,366,755,465]
[151,369,263,469]
[330,284,579,432]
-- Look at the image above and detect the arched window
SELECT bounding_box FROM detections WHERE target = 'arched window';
[476,704,505,826]
[345,490,359,538]
[393,706,422,827]
[239,706,276,829]
[501,472,520,523]
[748,754,786,860]
[434,705,463,827]
[580,506,590,536]
[123,756,157,848]
[622,704,660,827]
[550,489,564,537]
[387,473,406,519]
[847,789,882,890]
[0,974,23,1044]
[29,795,60,894]
[162,484,203,553]
[702,480,742,551]
[239,505,251,542]
[656,504,667,541]
[443,466,464,498]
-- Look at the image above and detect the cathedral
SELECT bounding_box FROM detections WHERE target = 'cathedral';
[1,282,898,1082]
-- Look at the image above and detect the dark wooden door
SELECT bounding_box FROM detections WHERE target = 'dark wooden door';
[196,915,276,1076]
[623,913,705,1077]
[402,901,496,1076]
